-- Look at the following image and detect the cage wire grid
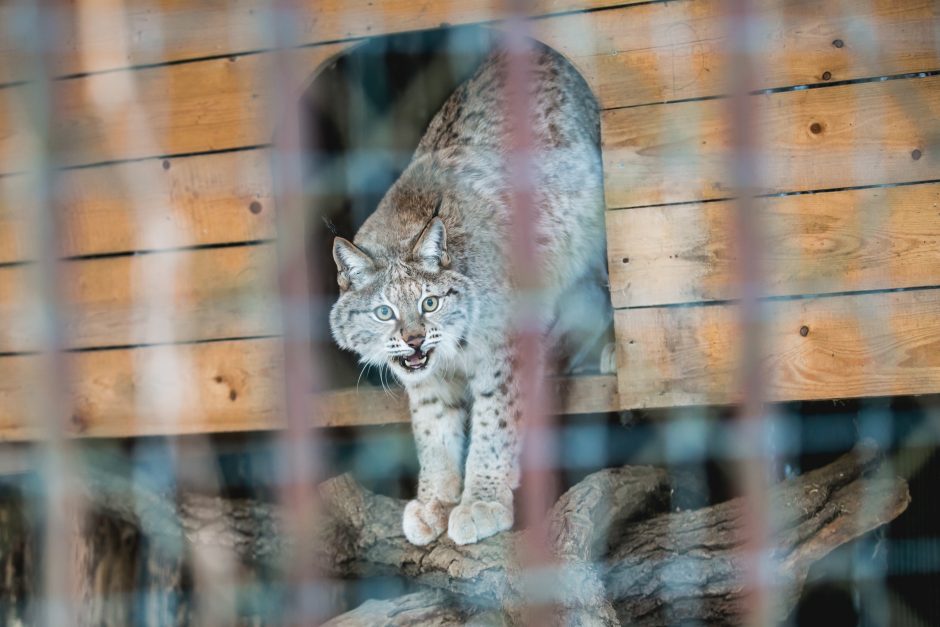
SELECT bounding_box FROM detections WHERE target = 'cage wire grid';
[0,0,938,624]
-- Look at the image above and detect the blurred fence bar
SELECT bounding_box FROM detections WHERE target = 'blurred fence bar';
[727,0,772,624]
[0,0,939,624]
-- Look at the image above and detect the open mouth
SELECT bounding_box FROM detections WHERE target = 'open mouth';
[398,348,434,372]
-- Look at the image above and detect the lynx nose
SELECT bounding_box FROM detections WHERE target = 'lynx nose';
[403,333,425,350]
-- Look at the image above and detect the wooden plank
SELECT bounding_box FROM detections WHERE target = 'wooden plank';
[607,183,940,308]
[3,0,938,173]
[602,75,940,208]
[532,0,940,110]
[3,0,935,94]
[0,0,635,84]
[0,244,280,353]
[615,288,940,409]
[0,333,618,440]
[315,374,619,427]
[0,44,346,174]
[0,149,275,263]
[0,338,285,441]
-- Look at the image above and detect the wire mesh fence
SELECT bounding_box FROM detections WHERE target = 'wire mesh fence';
[0,0,938,624]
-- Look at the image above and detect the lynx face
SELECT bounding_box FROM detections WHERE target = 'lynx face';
[329,218,475,384]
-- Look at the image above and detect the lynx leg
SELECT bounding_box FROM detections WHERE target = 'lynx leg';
[402,377,467,545]
[448,350,519,545]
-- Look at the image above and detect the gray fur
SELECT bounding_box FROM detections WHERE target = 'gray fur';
[330,42,609,545]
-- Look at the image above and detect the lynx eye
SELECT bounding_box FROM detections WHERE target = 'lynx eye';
[374,305,395,321]
[421,296,440,313]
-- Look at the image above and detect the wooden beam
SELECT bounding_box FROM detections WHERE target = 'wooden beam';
[2,0,937,173]
[606,182,940,308]
[3,0,934,94]
[615,287,940,409]
[0,0,637,83]
[602,74,940,208]
[313,373,620,427]
[0,336,618,441]
[0,244,280,352]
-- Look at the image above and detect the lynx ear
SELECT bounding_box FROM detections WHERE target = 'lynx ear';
[333,237,374,291]
[412,217,451,270]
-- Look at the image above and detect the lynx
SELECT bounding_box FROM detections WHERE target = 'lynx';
[329,41,610,545]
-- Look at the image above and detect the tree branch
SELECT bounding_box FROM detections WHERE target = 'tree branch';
[47,443,909,626]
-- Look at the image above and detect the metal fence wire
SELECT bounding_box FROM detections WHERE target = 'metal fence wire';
[0,0,939,625]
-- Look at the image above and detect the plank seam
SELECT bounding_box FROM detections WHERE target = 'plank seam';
[606,177,940,212]
[614,284,940,312]
[0,144,272,180]
[0,239,278,270]
[603,68,940,113]
[0,334,282,358]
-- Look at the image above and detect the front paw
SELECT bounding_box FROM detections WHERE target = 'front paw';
[403,499,452,546]
[447,500,513,545]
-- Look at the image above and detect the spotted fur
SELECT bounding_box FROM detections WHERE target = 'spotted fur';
[330,42,610,545]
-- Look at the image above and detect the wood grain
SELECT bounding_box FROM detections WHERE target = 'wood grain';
[602,74,940,208]
[2,64,936,262]
[0,44,345,174]
[2,0,938,173]
[0,333,618,440]
[607,183,940,308]
[615,288,940,409]
[0,149,275,263]
[0,244,280,352]
[0,337,284,441]
[0,0,636,83]
[531,0,940,110]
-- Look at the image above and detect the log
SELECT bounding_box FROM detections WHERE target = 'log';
[0,443,909,625]
[315,445,909,625]
[321,590,471,627]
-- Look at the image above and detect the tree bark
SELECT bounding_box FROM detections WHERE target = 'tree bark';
[605,447,910,624]
[321,590,475,627]
[70,512,141,626]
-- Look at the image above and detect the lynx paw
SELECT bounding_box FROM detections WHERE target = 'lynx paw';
[447,500,513,545]
[403,499,452,546]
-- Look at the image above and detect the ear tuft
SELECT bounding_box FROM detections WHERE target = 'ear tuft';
[333,237,374,291]
[412,217,450,269]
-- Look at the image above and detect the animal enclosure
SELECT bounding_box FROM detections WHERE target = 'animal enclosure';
[0,0,938,624]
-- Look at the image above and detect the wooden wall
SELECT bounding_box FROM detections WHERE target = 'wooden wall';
[600,1,940,408]
[0,0,937,438]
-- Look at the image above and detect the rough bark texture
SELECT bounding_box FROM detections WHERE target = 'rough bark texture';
[71,512,141,626]
[0,444,910,626]
[321,590,479,626]
[0,490,34,625]
[605,447,910,625]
